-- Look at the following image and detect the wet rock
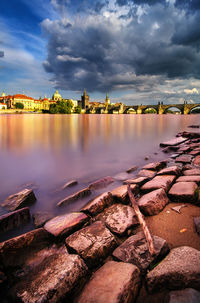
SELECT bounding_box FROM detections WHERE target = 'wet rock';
[114,172,130,181]
[194,217,200,235]
[142,161,166,171]
[57,187,91,207]
[170,153,179,159]
[145,156,149,160]
[32,211,53,228]
[124,176,149,186]
[176,175,200,185]
[0,228,51,268]
[96,204,138,236]
[189,150,200,156]
[81,192,113,216]
[175,154,193,164]
[162,147,171,153]
[13,246,88,303]
[178,146,191,153]
[141,175,176,193]
[111,184,138,203]
[126,166,138,173]
[0,207,30,233]
[168,182,198,203]
[44,212,88,237]
[65,221,117,268]
[184,168,200,176]
[137,188,169,216]
[167,288,200,303]
[157,166,182,176]
[113,231,169,273]
[1,189,36,211]
[193,155,200,167]
[77,261,141,303]
[88,176,114,190]
[138,169,156,179]
[160,137,188,147]
[146,246,200,293]
[62,179,78,189]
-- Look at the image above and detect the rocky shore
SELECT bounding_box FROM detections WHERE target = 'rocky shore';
[0,129,200,302]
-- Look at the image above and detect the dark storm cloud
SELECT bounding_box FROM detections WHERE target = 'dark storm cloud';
[116,0,163,6]
[0,50,4,57]
[175,0,200,11]
[42,1,200,92]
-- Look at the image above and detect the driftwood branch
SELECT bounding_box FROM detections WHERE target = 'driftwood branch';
[127,184,155,256]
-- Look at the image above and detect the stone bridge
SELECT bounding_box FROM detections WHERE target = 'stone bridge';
[123,103,200,114]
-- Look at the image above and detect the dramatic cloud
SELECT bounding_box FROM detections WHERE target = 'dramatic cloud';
[0,50,4,57]
[184,88,199,95]
[42,1,200,95]
[175,0,200,11]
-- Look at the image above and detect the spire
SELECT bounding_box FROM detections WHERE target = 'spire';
[84,89,87,96]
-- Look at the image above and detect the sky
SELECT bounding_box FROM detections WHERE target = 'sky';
[0,0,200,105]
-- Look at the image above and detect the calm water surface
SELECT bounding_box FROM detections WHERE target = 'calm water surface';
[0,114,199,240]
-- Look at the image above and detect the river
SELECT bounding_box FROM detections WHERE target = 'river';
[0,113,199,240]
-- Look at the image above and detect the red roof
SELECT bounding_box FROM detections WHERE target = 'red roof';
[0,103,6,105]
[13,94,34,100]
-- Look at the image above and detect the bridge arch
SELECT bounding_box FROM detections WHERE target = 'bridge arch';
[163,106,183,114]
[189,105,200,114]
[126,107,136,114]
[143,107,157,114]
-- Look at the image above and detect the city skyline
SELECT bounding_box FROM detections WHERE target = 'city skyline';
[0,0,200,105]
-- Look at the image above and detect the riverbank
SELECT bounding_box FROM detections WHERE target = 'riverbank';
[0,128,200,302]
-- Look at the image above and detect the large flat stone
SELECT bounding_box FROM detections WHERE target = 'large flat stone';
[57,187,91,207]
[113,231,169,273]
[32,211,53,228]
[1,189,36,211]
[0,207,30,233]
[13,246,88,303]
[184,168,200,176]
[44,212,88,237]
[141,175,176,193]
[96,204,138,236]
[193,155,200,166]
[123,176,149,186]
[160,137,188,147]
[137,188,169,216]
[77,261,141,303]
[175,154,193,164]
[176,175,200,185]
[146,246,200,293]
[142,161,166,171]
[88,176,115,190]
[65,221,117,268]
[138,169,156,178]
[167,288,200,303]
[81,192,113,216]
[157,166,182,176]
[111,184,138,203]
[0,228,51,268]
[189,150,200,156]
[168,182,198,203]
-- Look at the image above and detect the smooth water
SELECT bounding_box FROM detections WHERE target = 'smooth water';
[0,114,199,240]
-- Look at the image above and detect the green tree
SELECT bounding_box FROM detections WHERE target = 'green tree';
[49,100,73,114]
[74,106,81,114]
[15,102,24,109]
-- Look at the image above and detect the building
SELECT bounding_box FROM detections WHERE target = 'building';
[0,103,7,109]
[52,90,62,101]
[105,93,110,106]
[81,89,89,110]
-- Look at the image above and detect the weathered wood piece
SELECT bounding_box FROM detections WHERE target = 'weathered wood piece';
[127,185,155,256]
[1,189,36,211]
[111,184,138,203]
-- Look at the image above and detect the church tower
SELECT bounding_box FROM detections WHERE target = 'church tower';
[81,89,89,109]
[105,93,110,106]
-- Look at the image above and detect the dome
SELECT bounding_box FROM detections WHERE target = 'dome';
[52,90,62,101]
[1,92,6,97]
